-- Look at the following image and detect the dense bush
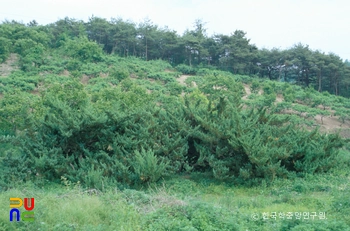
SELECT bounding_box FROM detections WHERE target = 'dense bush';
[283,86,296,102]
[132,148,169,183]
[0,71,346,189]
[250,79,260,94]
[0,37,11,63]
[148,72,178,83]
[63,36,104,63]
[175,64,197,75]
[109,66,129,81]
[0,47,347,190]
[0,79,190,187]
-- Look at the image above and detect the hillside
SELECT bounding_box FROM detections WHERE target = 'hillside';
[177,74,350,136]
[1,25,350,230]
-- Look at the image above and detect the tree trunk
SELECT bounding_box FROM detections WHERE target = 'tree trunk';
[284,70,288,82]
[278,68,282,82]
[333,72,338,95]
[145,37,148,61]
[305,69,309,87]
[335,78,338,95]
[268,68,272,80]
[318,70,322,92]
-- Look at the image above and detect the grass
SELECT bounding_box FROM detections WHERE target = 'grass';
[1,183,142,231]
[1,164,350,230]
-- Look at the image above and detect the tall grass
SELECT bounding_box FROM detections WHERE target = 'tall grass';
[2,167,350,230]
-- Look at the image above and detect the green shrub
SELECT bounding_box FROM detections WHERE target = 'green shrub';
[175,64,197,75]
[133,148,169,184]
[148,72,177,83]
[262,82,274,95]
[144,201,240,231]
[80,63,108,77]
[165,82,183,96]
[82,166,106,191]
[63,37,103,62]
[109,66,129,81]
[39,65,65,74]
[283,86,296,102]
[0,37,11,62]
[65,58,82,71]
[281,220,350,231]
[263,92,276,106]
[335,108,350,124]
[250,79,260,94]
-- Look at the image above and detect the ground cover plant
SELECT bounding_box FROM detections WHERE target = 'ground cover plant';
[1,170,350,230]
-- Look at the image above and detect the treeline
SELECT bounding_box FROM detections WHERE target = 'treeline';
[0,17,349,97]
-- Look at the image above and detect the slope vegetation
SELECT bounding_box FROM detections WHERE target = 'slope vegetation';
[1,38,350,230]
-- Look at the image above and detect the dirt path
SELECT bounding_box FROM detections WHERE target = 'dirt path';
[177,75,191,85]
[177,75,197,87]
[242,84,251,100]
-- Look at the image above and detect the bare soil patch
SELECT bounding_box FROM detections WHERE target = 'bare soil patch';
[100,72,109,78]
[177,75,197,87]
[177,75,191,85]
[314,115,346,130]
[242,84,251,100]
[81,75,89,85]
[30,89,40,95]
[61,70,70,76]
[242,84,263,100]
[0,53,18,76]
[242,83,349,133]
[276,94,284,103]
[130,73,138,79]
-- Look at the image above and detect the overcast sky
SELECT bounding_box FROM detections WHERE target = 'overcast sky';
[1,0,349,61]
